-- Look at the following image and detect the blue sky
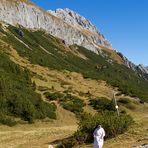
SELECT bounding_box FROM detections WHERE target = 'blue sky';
[32,0,148,66]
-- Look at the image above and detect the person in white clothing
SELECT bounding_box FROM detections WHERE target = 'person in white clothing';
[93,125,105,148]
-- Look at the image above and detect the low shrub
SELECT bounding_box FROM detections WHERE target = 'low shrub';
[60,94,85,113]
[89,97,116,111]
[57,137,77,148]
[118,98,135,110]
[44,92,85,114]
[58,111,134,147]
[77,111,134,141]
[44,92,64,101]
[118,98,131,104]
[0,114,17,126]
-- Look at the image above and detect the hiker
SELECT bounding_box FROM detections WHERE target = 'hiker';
[93,125,105,148]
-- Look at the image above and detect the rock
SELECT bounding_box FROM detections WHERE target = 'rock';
[48,8,99,35]
[17,29,24,37]
[137,64,148,74]
[117,52,136,70]
[117,52,148,76]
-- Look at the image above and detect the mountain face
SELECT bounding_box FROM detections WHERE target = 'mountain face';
[48,8,112,49]
[48,8,99,34]
[117,52,148,74]
[0,0,112,54]
[0,0,146,73]
[137,64,148,74]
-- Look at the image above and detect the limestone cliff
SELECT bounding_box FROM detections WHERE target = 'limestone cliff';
[0,0,112,54]
[137,64,148,74]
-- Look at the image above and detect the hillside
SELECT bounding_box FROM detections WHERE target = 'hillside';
[1,24,148,102]
[0,0,148,147]
[0,22,148,146]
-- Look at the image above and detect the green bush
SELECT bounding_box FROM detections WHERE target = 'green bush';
[89,97,115,111]
[57,137,77,148]
[60,94,85,113]
[0,114,17,126]
[44,92,64,101]
[77,111,134,141]
[118,98,135,110]
[57,111,134,147]
[43,91,85,114]
[118,98,131,104]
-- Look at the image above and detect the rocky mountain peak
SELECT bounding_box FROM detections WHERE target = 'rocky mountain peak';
[48,8,99,34]
[138,64,148,74]
[0,0,113,54]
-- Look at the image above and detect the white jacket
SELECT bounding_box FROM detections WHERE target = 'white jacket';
[93,127,105,148]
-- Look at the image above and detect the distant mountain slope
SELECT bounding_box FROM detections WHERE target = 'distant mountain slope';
[137,64,148,74]
[48,8,103,38]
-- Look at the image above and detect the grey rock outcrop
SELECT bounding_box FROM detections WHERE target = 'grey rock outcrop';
[117,52,136,70]
[137,64,148,74]
[0,0,112,54]
[48,8,100,36]
[117,52,148,76]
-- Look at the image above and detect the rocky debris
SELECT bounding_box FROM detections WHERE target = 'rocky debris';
[0,0,112,55]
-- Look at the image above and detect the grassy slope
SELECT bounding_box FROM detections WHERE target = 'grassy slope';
[0,24,148,147]
[1,24,148,102]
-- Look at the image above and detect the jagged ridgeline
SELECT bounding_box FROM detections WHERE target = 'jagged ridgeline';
[0,52,56,126]
[0,24,148,104]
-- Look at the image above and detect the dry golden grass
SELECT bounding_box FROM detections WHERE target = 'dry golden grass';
[4,44,114,99]
[0,123,77,148]
[103,48,124,64]
[96,44,124,64]
[104,103,148,148]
